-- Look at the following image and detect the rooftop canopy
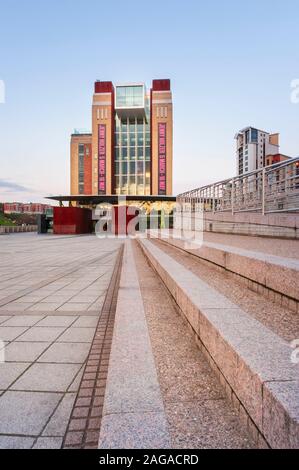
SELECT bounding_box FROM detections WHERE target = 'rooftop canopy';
[46,194,176,205]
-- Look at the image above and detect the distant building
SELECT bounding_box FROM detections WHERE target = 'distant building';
[235,127,291,175]
[3,202,23,214]
[265,154,291,166]
[70,79,173,197]
[3,203,52,215]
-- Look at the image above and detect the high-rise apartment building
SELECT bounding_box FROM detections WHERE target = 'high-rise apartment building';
[235,127,281,176]
[70,79,173,196]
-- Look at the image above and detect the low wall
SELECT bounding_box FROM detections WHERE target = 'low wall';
[0,225,37,235]
[149,230,299,313]
[201,212,299,238]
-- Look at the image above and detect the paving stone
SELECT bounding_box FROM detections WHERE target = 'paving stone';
[33,437,63,449]
[37,316,78,327]
[0,234,121,444]
[4,342,50,362]
[0,326,29,341]
[0,391,62,435]
[64,431,84,446]
[73,316,99,328]
[57,303,91,312]
[43,393,76,437]
[38,342,90,364]
[28,303,63,312]
[2,315,44,327]
[3,303,35,311]
[68,365,84,392]
[57,327,95,343]
[0,436,35,449]
[0,362,30,388]
[16,326,66,342]
[11,363,81,392]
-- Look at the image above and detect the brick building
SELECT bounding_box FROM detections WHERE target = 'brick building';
[70,79,173,197]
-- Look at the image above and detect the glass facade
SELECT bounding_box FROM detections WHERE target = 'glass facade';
[251,128,258,143]
[115,85,144,108]
[114,88,151,195]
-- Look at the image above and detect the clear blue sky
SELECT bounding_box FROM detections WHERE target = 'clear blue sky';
[0,0,299,202]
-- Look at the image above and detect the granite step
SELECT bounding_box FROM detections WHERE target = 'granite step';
[138,236,299,449]
[147,230,299,313]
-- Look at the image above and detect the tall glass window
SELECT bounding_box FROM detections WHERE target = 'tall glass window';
[114,91,151,195]
[116,86,144,108]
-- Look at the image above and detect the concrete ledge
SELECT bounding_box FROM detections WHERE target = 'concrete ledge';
[98,240,171,449]
[148,230,299,311]
[202,212,299,239]
[138,238,299,449]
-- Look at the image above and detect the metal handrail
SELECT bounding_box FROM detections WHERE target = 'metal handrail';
[177,157,299,214]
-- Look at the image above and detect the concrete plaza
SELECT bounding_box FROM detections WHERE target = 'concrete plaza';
[0,231,298,449]
[0,233,122,449]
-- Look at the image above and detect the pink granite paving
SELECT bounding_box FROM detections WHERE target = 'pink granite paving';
[202,232,299,260]
[152,239,299,342]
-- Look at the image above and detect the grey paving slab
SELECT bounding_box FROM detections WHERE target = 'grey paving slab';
[0,362,30,388]
[11,363,82,392]
[1,303,35,311]
[0,326,29,341]
[36,315,77,327]
[2,315,44,327]
[33,437,63,449]
[68,365,84,392]
[37,342,90,364]
[16,326,66,342]
[103,241,165,416]
[28,303,63,312]
[72,316,99,327]
[99,241,171,449]
[57,327,96,343]
[0,391,62,435]
[4,342,50,362]
[0,234,122,443]
[42,393,76,437]
[57,303,91,312]
[0,436,35,449]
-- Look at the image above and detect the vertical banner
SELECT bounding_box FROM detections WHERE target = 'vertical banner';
[98,124,106,194]
[158,123,167,195]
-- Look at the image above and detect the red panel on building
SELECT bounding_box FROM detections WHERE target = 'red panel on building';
[152,79,171,91]
[158,123,167,195]
[94,81,113,93]
[53,207,92,235]
[98,124,106,194]
[84,143,92,194]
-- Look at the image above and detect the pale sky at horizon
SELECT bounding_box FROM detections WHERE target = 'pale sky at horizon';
[1,0,299,203]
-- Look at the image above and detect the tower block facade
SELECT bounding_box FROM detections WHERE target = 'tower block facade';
[70,79,173,196]
[151,79,173,195]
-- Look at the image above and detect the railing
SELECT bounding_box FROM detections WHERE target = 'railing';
[0,225,37,235]
[177,157,299,215]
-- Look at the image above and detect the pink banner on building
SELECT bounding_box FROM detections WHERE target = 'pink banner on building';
[98,124,106,194]
[158,123,167,195]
